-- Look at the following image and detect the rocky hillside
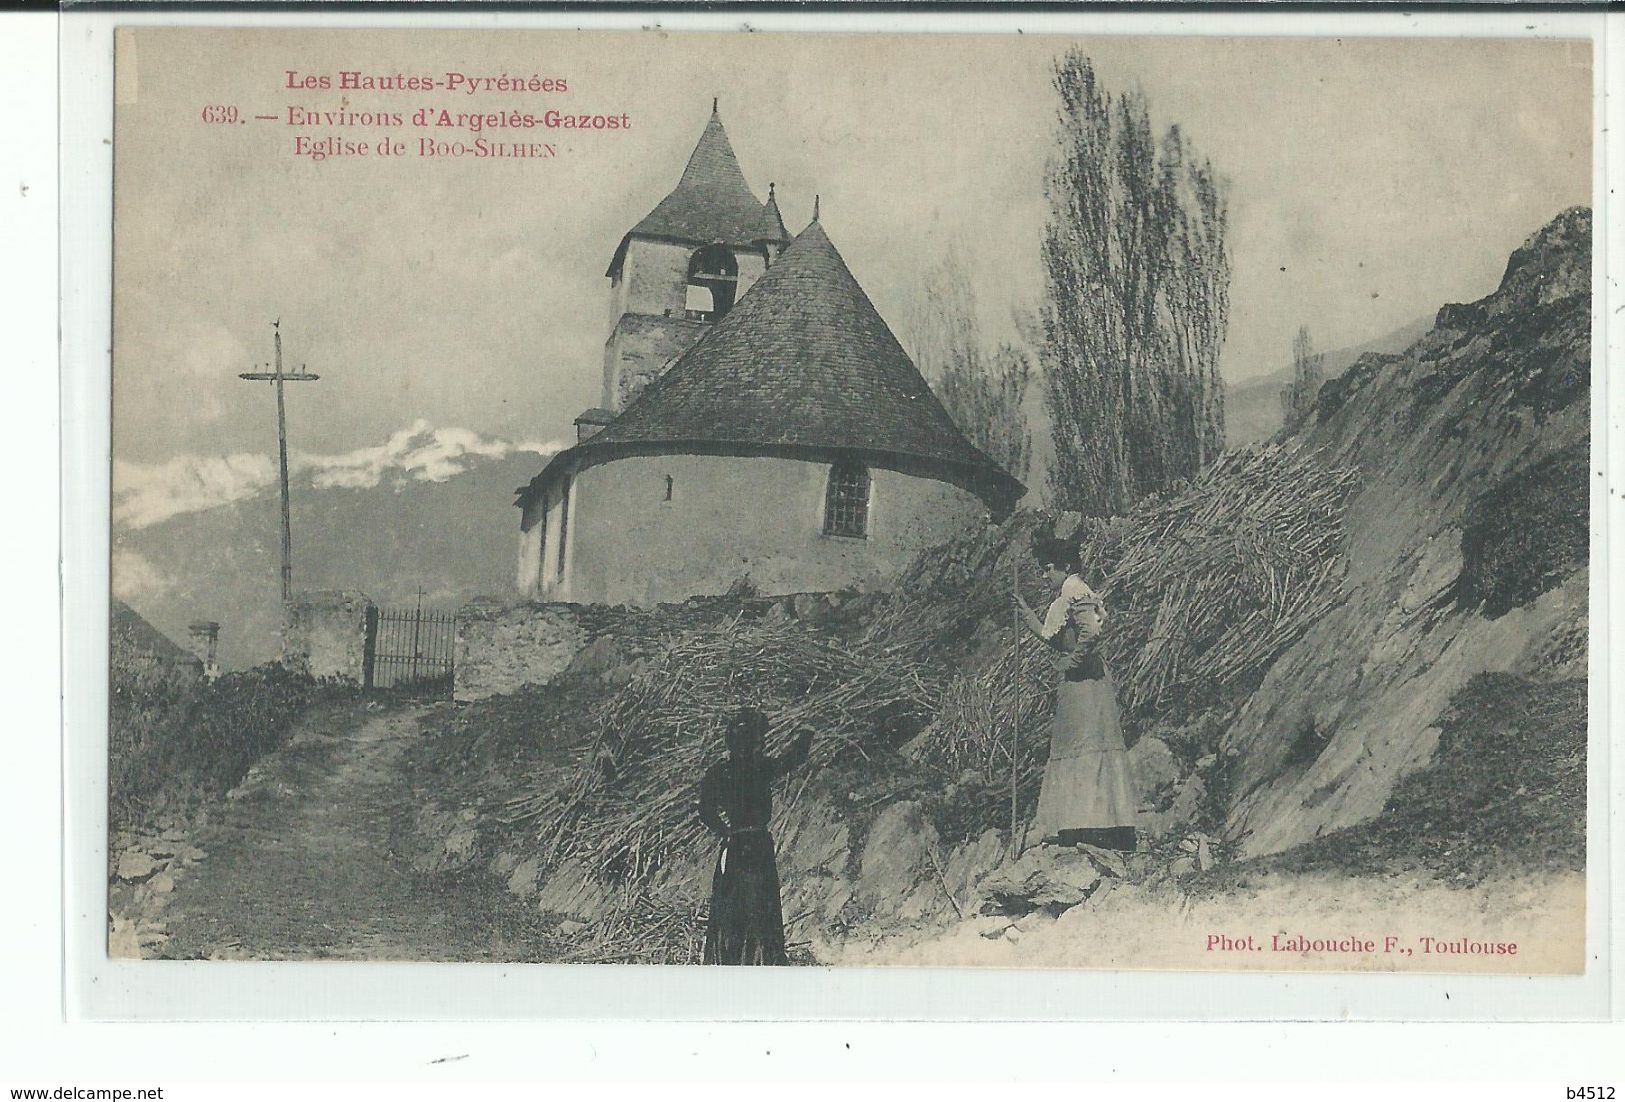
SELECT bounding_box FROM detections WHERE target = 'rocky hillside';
[1222,207,1590,856]
[390,209,1589,967]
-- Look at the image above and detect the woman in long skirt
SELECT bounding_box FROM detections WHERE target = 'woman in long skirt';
[696,708,813,965]
[1014,537,1138,852]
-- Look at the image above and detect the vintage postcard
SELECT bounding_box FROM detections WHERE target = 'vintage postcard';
[105,26,1594,977]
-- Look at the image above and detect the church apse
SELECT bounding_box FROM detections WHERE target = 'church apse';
[516,104,1022,608]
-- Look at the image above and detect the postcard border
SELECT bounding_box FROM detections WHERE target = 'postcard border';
[62,5,1619,1021]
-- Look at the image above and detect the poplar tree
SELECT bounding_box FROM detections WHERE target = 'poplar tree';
[1041,49,1231,515]
[1279,325,1327,432]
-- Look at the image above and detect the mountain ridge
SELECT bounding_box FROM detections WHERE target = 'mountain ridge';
[1223,314,1434,445]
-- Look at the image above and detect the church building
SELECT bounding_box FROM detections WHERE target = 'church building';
[515,105,1024,606]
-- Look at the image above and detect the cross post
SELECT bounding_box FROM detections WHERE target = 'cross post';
[238,320,320,606]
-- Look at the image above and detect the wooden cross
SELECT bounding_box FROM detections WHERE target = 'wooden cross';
[238,320,320,606]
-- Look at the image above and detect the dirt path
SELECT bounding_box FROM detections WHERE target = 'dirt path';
[153,700,553,961]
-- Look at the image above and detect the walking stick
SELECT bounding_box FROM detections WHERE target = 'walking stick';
[1010,557,1021,858]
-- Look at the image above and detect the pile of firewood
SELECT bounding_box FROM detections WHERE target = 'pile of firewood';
[1082,446,1361,718]
[559,888,709,965]
[530,614,940,881]
[919,446,1361,784]
[524,445,1360,930]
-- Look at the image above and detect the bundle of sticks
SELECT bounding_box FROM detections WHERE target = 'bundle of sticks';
[922,634,1057,804]
[526,445,1358,893]
[531,614,942,881]
[920,446,1360,784]
[559,888,709,965]
[1083,446,1361,718]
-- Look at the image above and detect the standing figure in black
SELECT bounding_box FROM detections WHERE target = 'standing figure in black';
[696,708,814,965]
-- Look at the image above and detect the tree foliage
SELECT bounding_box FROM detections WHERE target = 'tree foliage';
[1040,49,1232,515]
[1279,325,1326,433]
[905,245,1033,482]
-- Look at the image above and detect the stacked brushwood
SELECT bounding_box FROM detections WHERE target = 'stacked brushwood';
[531,612,942,883]
[560,888,709,965]
[559,886,814,966]
[918,628,1059,812]
[520,444,1359,954]
[1085,447,1361,718]
[917,446,1361,790]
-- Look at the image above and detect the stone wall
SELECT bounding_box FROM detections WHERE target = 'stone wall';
[453,599,590,702]
[602,313,709,410]
[283,590,375,684]
[541,452,993,607]
[611,238,770,328]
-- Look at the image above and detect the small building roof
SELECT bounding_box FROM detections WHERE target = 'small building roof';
[523,218,1025,511]
[606,106,788,277]
[111,598,203,673]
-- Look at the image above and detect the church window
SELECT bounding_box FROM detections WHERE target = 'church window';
[685,244,738,321]
[823,462,870,538]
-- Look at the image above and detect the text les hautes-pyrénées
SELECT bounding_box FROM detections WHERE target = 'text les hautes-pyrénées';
[285,71,568,95]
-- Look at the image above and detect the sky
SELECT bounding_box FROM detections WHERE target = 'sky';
[111,28,1592,528]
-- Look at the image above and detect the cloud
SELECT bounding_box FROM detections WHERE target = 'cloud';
[301,419,562,491]
[113,421,566,530]
[111,548,173,602]
[113,452,278,530]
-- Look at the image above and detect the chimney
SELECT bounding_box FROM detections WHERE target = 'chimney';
[187,620,221,681]
[574,407,617,442]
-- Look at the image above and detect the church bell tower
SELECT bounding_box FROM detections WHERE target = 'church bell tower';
[594,101,789,419]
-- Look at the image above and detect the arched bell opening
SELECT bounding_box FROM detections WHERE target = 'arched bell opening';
[684,244,739,321]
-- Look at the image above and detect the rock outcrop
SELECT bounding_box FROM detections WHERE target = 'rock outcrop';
[107,827,212,958]
[1223,208,1590,856]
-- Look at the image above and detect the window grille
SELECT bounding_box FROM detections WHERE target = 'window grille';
[823,463,870,538]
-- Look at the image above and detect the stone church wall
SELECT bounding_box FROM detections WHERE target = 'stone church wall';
[516,476,570,600]
[617,237,689,319]
[603,239,772,408]
[552,452,990,606]
[602,314,709,408]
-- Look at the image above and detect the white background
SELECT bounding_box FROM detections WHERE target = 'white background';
[7,4,1625,1086]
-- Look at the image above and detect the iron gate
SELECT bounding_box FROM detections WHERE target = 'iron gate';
[365,605,456,698]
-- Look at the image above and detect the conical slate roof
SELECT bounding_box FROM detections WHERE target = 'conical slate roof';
[574,220,1022,497]
[762,183,789,244]
[607,108,787,275]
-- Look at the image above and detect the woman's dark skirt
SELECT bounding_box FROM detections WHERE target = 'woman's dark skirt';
[703,829,788,966]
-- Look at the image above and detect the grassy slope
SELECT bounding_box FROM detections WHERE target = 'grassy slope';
[109,664,360,834]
